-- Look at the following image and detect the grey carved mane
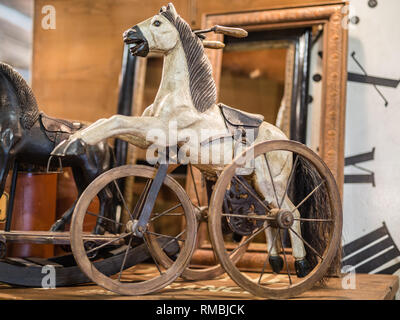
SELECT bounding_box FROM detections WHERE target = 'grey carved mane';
[0,62,39,129]
[161,9,217,113]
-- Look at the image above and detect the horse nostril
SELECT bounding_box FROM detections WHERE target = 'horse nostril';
[128,29,136,36]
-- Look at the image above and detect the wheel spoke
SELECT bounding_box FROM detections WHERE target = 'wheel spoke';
[289,227,324,260]
[278,229,292,286]
[150,203,183,221]
[279,155,299,208]
[229,224,270,257]
[145,230,185,242]
[132,179,152,219]
[188,163,201,207]
[113,179,134,221]
[85,232,132,254]
[233,176,269,212]
[143,235,163,275]
[86,211,125,226]
[263,154,280,208]
[258,226,279,284]
[293,218,333,222]
[118,234,133,282]
[222,213,274,221]
[291,180,326,213]
[160,229,186,251]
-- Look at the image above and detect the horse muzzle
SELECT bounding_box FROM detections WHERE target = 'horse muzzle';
[123,26,149,57]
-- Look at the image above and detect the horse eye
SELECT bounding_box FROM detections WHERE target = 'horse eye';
[153,20,161,27]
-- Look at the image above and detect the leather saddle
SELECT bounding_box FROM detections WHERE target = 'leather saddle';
[200,103,263,147]
[219,103,264,136]
[39,112,84,145]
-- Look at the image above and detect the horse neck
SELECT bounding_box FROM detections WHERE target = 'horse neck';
[153,41,192,108]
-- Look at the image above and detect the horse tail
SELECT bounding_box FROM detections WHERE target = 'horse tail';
[294,156,341,280]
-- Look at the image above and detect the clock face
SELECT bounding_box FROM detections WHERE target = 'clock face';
[343,0,400,274]
[308,0,400,277]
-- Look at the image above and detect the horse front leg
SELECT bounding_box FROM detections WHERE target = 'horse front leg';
[0,128,19,197]
[51,115,165,157]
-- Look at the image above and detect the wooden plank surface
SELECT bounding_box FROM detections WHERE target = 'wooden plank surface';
[0,264,397,300]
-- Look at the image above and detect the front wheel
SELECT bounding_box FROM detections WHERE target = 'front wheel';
[70,165,197,295]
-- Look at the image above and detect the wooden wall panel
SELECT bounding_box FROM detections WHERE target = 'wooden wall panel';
[32,0,341,122]
[32,0,189,122]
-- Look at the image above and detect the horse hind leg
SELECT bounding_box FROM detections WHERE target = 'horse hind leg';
[252,156,284,274]
[281,197,311,277]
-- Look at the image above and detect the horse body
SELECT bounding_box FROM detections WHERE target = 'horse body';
[53,3,310,274]
[0,62,114,233]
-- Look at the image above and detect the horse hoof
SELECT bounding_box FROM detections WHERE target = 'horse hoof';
[50,219,65,232]
[52,138,86,157]
[94,224,105,235]
[269,255,284,274]
[295,259,311,277]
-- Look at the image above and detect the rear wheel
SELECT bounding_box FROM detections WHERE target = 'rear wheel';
[209,140,342,298]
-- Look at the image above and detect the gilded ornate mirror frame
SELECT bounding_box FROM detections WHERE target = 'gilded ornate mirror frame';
[202,3,348,195]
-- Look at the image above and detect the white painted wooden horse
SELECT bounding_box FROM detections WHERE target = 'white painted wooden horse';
[52,3,312,276]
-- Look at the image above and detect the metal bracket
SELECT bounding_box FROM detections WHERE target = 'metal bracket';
[46,155,64,174]
[134,163,169,238]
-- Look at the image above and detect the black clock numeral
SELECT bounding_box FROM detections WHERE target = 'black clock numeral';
[342,222,400,275]
[344,147,375,187]
[348,72,400,89]
[349,51,399,107]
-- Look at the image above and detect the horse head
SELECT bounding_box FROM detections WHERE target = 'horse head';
[123,3,180,57]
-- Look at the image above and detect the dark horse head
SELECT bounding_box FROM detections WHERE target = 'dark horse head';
[0,63,40,192]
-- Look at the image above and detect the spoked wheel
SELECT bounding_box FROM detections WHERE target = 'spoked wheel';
[177,164,249,281]
[71,165,196,295]
[209,140,342,299]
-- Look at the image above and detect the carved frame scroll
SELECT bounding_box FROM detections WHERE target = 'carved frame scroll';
[202,3,348,196]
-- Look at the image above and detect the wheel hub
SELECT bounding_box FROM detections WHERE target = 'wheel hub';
[126,219,138,233]
[275,210,294,229]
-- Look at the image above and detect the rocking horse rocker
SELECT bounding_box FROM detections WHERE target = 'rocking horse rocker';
[52,3,342,298]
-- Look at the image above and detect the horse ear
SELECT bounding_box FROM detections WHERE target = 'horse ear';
[166,3,178,18]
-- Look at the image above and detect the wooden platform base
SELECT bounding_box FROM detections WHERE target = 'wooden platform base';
[0,264,398,300]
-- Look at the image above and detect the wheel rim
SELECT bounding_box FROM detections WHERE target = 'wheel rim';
[209,140,342,299]
[71,165,196,295]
